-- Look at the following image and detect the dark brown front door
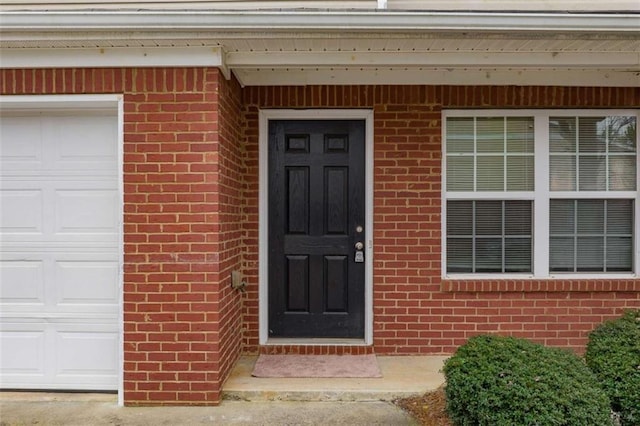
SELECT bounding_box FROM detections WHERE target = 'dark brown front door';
[268,120,366,338]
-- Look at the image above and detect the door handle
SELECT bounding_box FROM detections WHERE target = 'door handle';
[354,242,364,250]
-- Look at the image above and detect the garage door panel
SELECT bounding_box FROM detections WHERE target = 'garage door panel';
[55,189,119,235]
[0,189,43,235]
[0,114,44,170]
[0,329,46,377]
[56,260,119,307]
[1,180,118,244]
[1,253,119,314]
[50,114,118,171]
[0,260,45,305]
[56,329,119,378]
[0,321,117,390]
[0,112,116,173]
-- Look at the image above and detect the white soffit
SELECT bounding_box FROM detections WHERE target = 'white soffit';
[0,10,638,86]
[226,51,638,69]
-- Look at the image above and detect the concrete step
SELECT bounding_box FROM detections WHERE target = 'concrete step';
[222,355,447,402]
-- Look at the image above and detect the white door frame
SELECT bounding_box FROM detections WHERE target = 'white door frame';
[0,94,124,405]
[258,109,374,346]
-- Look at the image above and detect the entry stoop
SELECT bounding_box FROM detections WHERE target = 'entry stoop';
[222,356,447,402]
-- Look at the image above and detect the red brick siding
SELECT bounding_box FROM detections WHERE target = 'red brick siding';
[215,73,245,385]
[259,345,375,355]
[2,70,639,403]
[241,85,640,355]
[0,68,244,405]
[240,104,260,351]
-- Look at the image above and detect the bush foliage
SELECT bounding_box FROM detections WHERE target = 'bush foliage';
[586,310,640,426]
[443,334,611,426]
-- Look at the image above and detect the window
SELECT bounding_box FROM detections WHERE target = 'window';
[549,199,633,272]
[447,200,532,273]
[444,110,638,277]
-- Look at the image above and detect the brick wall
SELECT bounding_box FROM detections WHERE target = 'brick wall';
[214,72,245,386]
[0,68,244,405]
[241,85,640,355]
[1,69,639,403]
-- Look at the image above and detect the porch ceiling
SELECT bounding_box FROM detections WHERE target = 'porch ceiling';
[1,10,639,86]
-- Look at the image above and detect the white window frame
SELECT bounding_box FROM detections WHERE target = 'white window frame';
[442,109,640,279]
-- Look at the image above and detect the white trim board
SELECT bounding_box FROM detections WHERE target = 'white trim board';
[258,109,374,346]
[2,10,638,33]
[0,47,224,71]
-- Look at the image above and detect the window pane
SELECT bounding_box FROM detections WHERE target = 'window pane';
[446,156,474,191]
[507,156,534,191]
[447,201,473,236]
[550,156,576,191]
[606,237,632,271]
[477,156,504,191]
[608,116,637,153]
[577,200,604,234]
[476,201,502,235]
[551,116,637,192]
[447,238,472,273]
[550,200,574,234]
[446,116,537,194]
[446,200,532,273]
[550,237,575,272]
[578,117,607,153]
[607,199,633,235]
[550,199,633,273]
[476,117,504,153]
[577,237,604,272]
[550,117,576,153]
[578,155,606,191]
[475,238,502,272]
[505,238,532,273]
[505,201,532,236]
[507,117,534,153]
[609,155,636,191]
[446,118,474,153]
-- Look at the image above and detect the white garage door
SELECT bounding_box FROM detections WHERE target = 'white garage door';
[0,101,120,390]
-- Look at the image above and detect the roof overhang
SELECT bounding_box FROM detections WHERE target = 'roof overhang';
[1,10,639,86]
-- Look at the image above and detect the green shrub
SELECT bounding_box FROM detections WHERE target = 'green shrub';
[443,334,611,426]
[586,310,640,426]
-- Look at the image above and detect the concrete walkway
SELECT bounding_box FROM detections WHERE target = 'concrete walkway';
[223,355,447,402]
[0,356,446,425]
[0,396,416,425]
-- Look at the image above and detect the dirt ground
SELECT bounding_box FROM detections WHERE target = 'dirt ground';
[395,386,452,426]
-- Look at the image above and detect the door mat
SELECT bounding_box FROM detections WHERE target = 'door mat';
[251,354,382,378]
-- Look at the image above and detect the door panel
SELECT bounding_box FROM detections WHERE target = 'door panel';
[286,255,309,312]
[269,120,365,338]
[325,167,348,234]
[286,167,309,234]
[324,255,348,312]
